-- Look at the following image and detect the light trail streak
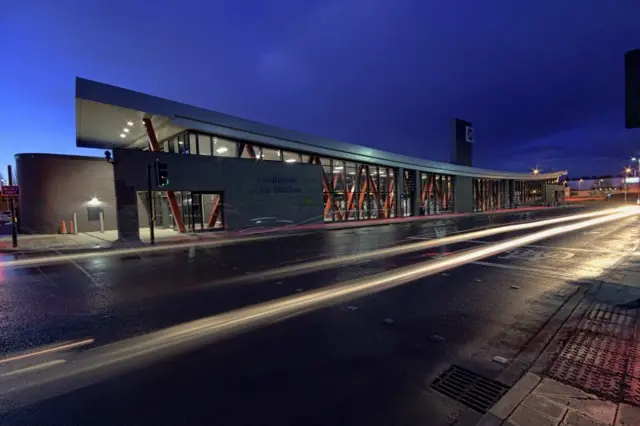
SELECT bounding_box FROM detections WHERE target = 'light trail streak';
[0,207,637,411]
[0,208,625,271]
[189,207,633,289]
[0,339,94,365]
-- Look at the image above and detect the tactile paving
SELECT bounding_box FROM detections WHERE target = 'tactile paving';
[548,302,640,405]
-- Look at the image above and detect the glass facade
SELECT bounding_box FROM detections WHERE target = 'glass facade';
[148,130,558,227]
[473,179,509,212]
[419,172,454,215]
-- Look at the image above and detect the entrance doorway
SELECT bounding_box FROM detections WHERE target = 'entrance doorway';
[138,191,224,233]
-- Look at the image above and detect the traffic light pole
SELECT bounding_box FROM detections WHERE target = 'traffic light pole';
[147,163,155,245]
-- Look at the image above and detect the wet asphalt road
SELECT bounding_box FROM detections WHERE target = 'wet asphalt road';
[1,205,638,425]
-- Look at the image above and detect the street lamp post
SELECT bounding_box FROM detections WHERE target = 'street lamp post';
[633,158,640,203]
[625,167,632,204]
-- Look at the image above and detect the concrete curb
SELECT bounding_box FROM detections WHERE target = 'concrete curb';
[478,373,541,425]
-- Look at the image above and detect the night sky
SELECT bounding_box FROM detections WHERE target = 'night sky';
[3,0,640,178]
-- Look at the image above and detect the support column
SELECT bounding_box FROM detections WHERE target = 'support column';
[395,167,403,218]
[411,170,420,217]
[453,176,473,213]
[508,179,515,208]
[113,149,141,243]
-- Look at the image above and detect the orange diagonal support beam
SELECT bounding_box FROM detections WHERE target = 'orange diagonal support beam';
[314,156,342,220]
[382,177,395,218]
[207,196,221,228]
[346,166,363,219]
[143,118,186,233]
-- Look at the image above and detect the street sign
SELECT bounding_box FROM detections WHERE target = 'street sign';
[1,185,19,196]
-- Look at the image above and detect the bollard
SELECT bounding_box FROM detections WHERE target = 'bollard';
[99,211,104,233]
[68,220,74,234]
[60,220,67,234]
[73,213,78,234]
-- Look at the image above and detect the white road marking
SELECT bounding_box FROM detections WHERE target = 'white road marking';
[498,248,575,262]
[1,360,66,378]
[471,260,598,279]
[467,240,632,255]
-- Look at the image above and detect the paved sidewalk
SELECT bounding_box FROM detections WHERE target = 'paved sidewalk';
[479,273,640,425]
[481,373,640,425]
[0,205,569,252]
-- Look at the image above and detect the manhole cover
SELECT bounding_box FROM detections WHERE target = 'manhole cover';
[430,365,510,414]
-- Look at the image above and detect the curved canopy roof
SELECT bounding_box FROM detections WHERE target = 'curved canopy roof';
[75,77,566,181]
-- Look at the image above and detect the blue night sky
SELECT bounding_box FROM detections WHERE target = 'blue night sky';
[2,0,640,178]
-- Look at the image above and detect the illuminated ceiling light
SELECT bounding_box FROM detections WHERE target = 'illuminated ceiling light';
[285,158,296,163]
[216,147,229,154]
[120,133,126,138]
[123,128,130,133]
[88,197,101,207]
[178,140,184,145]
[127,121,134,126]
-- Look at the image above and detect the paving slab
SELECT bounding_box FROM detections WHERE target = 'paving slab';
[522,393,567,421]
[563,410,610,426]
[508,404,559,426]
[615,403,640,425]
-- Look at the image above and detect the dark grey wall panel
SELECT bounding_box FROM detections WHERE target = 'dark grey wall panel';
[16,153,117,234]
[453,176,473,213]
[112,149,323,238]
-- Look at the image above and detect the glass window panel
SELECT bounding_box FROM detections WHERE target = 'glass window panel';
[320,157,331,166]
[333,160,345,191]
[198,134,212,156]
[261,147,281,161]
[282,151,300,164]
[213,136,235,157]
[189,133,197,155]
[163,140,169,153]
[379,167,389,192]
[301,154,314,164]
[177,134,188,154]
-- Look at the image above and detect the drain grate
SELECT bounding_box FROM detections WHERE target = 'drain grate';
[430,365,510,414]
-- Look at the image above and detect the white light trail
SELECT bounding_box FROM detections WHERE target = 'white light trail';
[0,207,637,411]
[191,207,634,289]
[0,208,625,270]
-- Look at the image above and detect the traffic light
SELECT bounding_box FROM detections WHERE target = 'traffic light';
[156,163,169,187]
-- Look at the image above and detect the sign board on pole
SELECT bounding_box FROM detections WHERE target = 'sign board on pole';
[1,185,19,196]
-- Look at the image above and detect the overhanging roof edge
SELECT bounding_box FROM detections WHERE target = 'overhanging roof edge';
[76,77,567,180]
